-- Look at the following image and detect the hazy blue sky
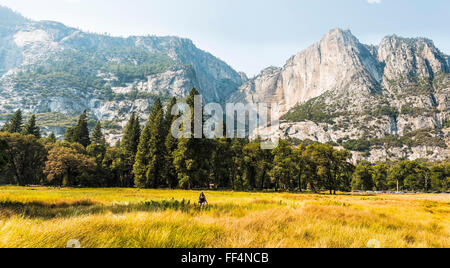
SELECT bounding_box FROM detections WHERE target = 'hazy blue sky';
[1,0,449,76]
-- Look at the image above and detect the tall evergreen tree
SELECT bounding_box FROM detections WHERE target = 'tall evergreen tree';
[134,120,152,188]
[64,127,76,143]
[120,112,141,187]
[46,132,57,143]
[163,97,177,138]
[145,108,166,188]
[73,110,90,147]
[91,122,106,146]
[2,109,23,133]
[164,97,179,188]
[134,99,165,188]
[22,115,41,139]
[121,112,141,157]
[174,89,210,189]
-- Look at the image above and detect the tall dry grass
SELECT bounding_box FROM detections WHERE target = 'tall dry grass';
[0,186,448,248]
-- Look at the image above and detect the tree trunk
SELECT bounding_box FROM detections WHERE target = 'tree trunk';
[260,170,266,190]
[63,171,70,187]
[297,170,303,192]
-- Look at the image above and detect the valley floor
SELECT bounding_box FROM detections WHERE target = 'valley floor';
[0,186,448,248]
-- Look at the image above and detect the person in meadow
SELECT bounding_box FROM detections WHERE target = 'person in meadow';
[198,192,208,209]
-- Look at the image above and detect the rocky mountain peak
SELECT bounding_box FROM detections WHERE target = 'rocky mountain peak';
[378,34,449,81]
[232,28,383,114]
[321,28,360,46]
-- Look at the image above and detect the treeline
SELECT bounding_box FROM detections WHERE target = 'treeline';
[0,89,449,193]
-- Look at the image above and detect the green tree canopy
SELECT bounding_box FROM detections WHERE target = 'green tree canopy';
[2,109,23,134]
[73,110,91,147]
[90,122,106,146]
[270,140,295,191]
[0,139,7,171]
[430,164,449,192]
[134,98,166,188]
[22,115,41,139]
[173,89,211,189]
[44,145,96,187]
[0,132,46,186]
[120,112,141,187]
[164,97,180,188]
[352,162,374,191]
[46,132,57,144]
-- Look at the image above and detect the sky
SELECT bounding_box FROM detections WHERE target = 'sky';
[0,0,449,77]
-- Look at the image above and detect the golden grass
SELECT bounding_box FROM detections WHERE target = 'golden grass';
[0,186,448,248]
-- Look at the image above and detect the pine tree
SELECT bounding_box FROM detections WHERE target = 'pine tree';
[64,127,76,143]
[163,97,177,137]
[164,97,179,188]
[120,112,141,187]
[47,132,57,143]
[134,99,164,188]
[121,112,141,158]
[73,110,90,147]
[173,89,210,189]
[22,115,41,139]
[2,109,23,133]
[149,98,163,126]
[134,120,152,188]
[145,109,166,188]
[91,122,106,146]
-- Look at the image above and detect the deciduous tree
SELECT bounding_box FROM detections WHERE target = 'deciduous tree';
[0,132,46,186]
[44,145,96,187]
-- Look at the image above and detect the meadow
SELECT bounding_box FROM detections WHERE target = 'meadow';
[0,186,448,248]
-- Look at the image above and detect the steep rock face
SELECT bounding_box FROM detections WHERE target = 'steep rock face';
[229,66,284,107]
[378,35,449,83]
[230,29,383,114]
[2,20,243,102]
[132,35,243,102]
[142,65,199,98]
[239,29,449,162]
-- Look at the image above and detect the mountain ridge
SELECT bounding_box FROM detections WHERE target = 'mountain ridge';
[0,6,244,140]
